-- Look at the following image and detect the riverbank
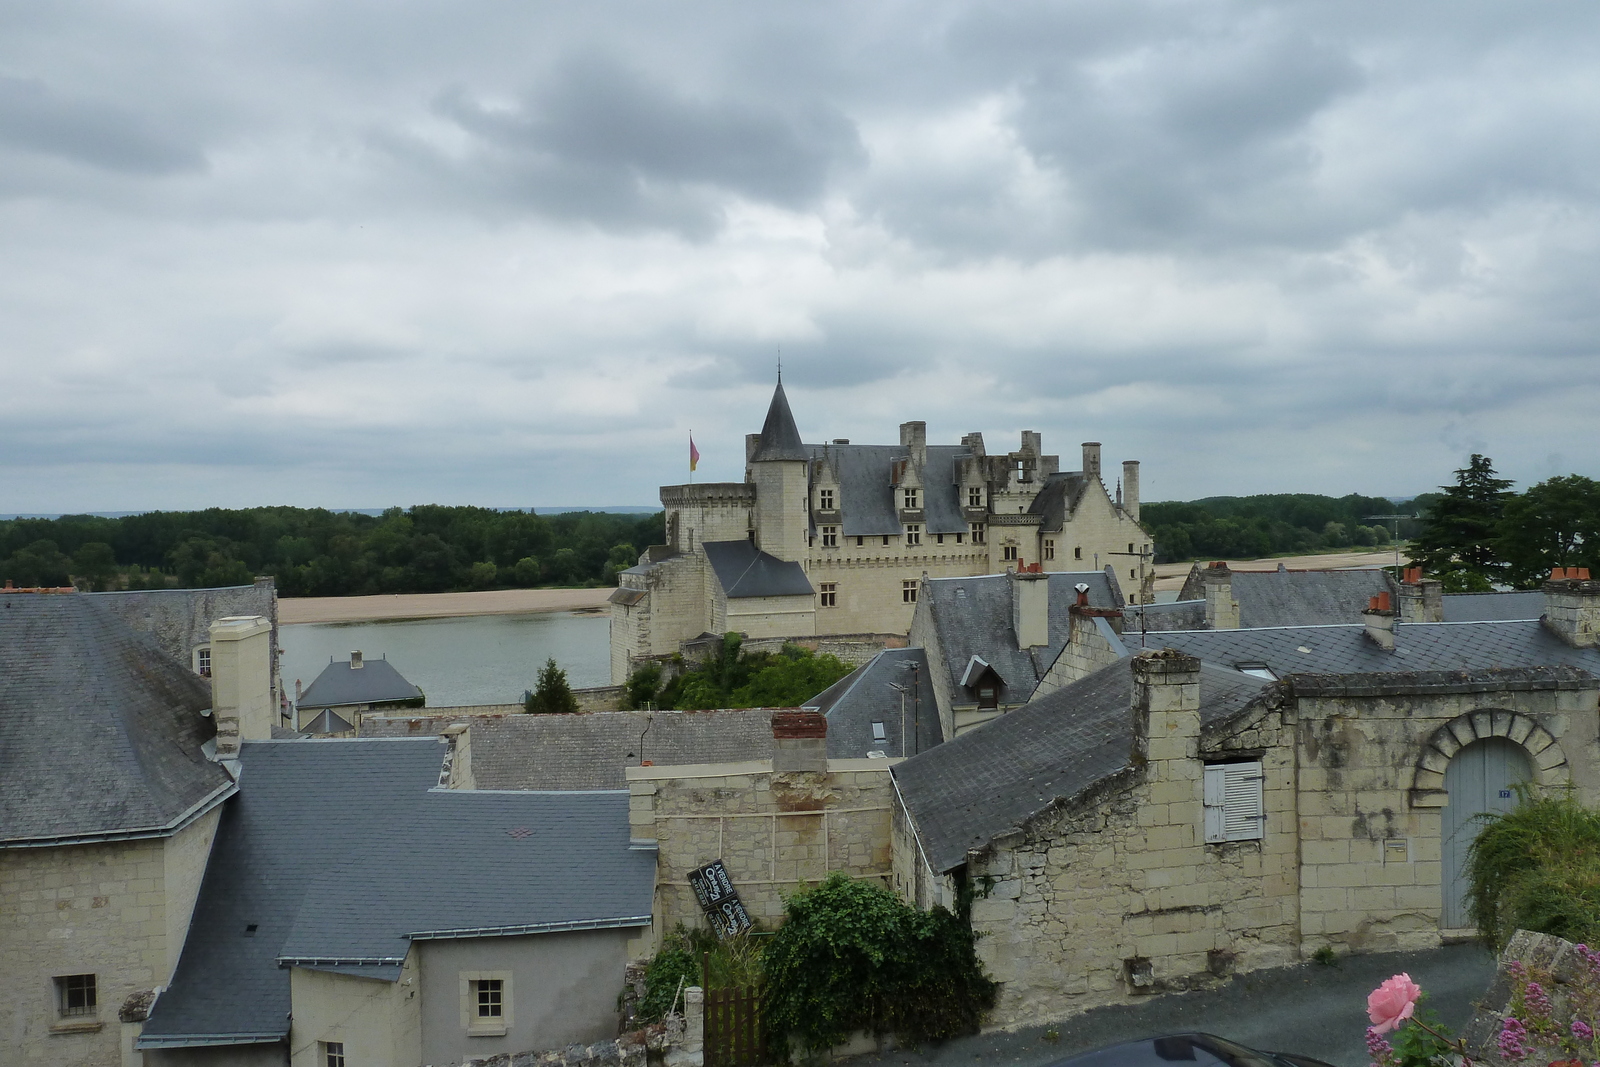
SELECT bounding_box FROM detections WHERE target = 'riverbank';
[279,587,612,625]
[1152,547,1401,591]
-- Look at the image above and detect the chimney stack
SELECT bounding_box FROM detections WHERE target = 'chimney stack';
[1131,649,1202,769]
[899,421,928,469]
[1082,442,1102,481]
[1544,571,1599,648]
[1397,567,1443,624]
[1202,562,1239,630]
[210,616,273,758]
[1363,593,1396,650]
[351,650,364,669]
[771,710,828,772]
[1011,566,1050,649]
[1121,460,1141,522]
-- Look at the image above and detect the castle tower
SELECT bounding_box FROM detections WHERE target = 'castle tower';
[746,377,810,562]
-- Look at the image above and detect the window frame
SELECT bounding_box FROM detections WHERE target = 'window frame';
[194,645,211,677]
[818,582,837,608]
[1043,539,1055,561]
[820,525,838,548]
[968,487,983,507]
[903,488,919,510]
[1002,545,1019,562]
[460,971,514,1036]
[321,1041,347,1067]
[969,523,985,544]
[1203,761,1266,843]
[818,488,835,510]
[54,974,96,1018]
[901,580,918,604]
[905,524,921,547]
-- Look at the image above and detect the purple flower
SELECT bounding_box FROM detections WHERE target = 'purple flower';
[1573,1018,1594,1041]
[1499,1016,1529,1061]
[1365,1026,1392,1064]
[1524,980,1552,1020]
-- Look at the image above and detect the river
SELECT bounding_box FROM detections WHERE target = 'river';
[279,610,611,709]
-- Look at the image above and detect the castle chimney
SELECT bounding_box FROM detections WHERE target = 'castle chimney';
[1397,568,1443,624]
[1131,649,1202,769]
[210,616,273,758]
[1202,562,1239,630]
[1544,571,1599,648]
[1082,442,1102,481]
[771,710,828,772]
[1122,460,1141,522]
[1011,568,1050,649]
[1363,593,1396,650]
[351,650,364,669]
[899,421,927,468]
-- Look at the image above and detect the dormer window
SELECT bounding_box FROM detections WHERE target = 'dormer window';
[977,685,998,710]
[903,488,919,510]
[968,487,982,507]
[821,526,838,548]
[819,488,835,510]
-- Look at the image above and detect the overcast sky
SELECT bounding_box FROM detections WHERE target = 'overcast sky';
[3,2,1597,513]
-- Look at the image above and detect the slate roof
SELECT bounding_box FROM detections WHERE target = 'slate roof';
[1443,591,1545,622]
[0,592,235,845]
[921,570,1124,706]
[1147,619,1600,678]
[1126,599,1207,633]
[1175,565,1395,628]
[1026,472,1093,534]
[702,540,813,598]
[808,444,972,537]
[139,739,654,1048]
[804,648,943,758]
[296,654,422,710]
[749,381,808,462]
[893,659,1269,873]
[362,709,778,788]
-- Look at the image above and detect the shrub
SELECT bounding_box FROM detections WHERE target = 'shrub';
[1468,792,1600,950]
[525,658,580,714]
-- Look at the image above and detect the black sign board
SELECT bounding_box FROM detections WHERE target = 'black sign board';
[688,859,752,939]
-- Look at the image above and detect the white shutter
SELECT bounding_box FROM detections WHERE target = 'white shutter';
[1203,761,1264,843]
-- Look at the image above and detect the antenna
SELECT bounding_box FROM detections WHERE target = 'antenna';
[777,346,782,383]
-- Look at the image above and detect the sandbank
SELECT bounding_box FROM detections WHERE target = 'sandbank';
[280,587,612,625]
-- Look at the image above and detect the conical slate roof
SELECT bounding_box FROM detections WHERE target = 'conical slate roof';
[750,379,808,462]
[0,592,234,843]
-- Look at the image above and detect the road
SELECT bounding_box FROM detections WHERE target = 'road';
[844,944,1495,1067]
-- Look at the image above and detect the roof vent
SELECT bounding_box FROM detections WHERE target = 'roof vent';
[833,438,849,444]
[350,650,364,669]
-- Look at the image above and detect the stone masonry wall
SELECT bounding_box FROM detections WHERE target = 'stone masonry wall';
[628,760,896,938]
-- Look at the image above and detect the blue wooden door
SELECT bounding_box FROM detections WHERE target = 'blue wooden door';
[1441,737,1532,928]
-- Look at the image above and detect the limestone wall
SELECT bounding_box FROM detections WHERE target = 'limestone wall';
[0,812,220,1067]
[1033,610,1123,699]
[289,954,421,1067]
[724,594,817,640]
[627,760,897,939]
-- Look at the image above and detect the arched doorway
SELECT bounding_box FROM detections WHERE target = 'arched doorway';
[1441,737,1533,928]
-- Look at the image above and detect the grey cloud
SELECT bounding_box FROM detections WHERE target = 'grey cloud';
[0,75,205,175]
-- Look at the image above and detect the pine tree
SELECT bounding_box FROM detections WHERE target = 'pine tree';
[1409,454,1514,591]
[525,658,580,714]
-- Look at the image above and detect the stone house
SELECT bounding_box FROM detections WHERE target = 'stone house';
[609,378,1151,682]
[293,650,424,733]
[890,575,1600,1028]
[0,592,267,1067]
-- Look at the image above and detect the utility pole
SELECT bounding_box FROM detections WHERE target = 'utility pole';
[1108,544,1156,648]
[1365,513,1411,572]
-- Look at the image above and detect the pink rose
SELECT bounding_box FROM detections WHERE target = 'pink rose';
[1367,973,1422,1034]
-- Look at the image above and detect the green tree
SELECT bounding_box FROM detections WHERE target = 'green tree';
[525,658,580,714]
[0,539,72,587]
[624,662,663,710]
[468,561,498,588]
[1497,475,1600,588]
[72,542,119,591]
[1409,455,1514,591]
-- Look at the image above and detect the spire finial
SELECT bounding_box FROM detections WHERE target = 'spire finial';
[777,346,782,384]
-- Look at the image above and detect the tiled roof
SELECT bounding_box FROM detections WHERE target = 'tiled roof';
[1176,566,1395,628]
[296,655,422,709]
[702,540,813,598]
[362,708,778,788]
[808,444,972,537]
[805,648,943,758]
[1026,472,1092,534]
[139,739,653,1047]
[749,381,808,462]
[1126,599,1206,633]
[0,593,234,845]
[1443,591,1545,622]
[893,659,1267,873]
[1148,619,1600,677]
[921,570,1124,706]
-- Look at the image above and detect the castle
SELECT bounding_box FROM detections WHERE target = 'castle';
[608,378,1152,682]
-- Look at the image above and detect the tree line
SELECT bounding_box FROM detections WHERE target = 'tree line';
[0,506,665,595]
[1142,492,1414,564]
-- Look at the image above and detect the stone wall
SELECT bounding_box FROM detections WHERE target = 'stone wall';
[1033,608,1124,699]
[628,760,897,941]
[1462,929,1597,1063]
[0,810,222,1067]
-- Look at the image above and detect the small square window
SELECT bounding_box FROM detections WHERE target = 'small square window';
[1002,545,1019,562]
[903,488,919,510]
[462,972,513,1034]
[905,524,921,547]
[821,525,838,548]
[1043,539,1055,561]
[1204,761,1265,843]
[55,974,96,1018]
[818,488,835,510]
[819,583,837,608]
[968,487,982,507]
[969,523,985,545]
[476,978,503,1019]
[902,580,918,604]
[321,1041,346,1067]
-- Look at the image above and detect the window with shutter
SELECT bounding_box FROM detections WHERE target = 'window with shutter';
[1203,761,1265,843]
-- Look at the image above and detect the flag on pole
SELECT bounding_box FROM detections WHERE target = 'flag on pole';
[689,436,700,472]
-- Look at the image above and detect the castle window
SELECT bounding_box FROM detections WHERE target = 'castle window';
[55,974,96,1018]
[1074,546,1082,560]
[954,532,964,544]
[856,536,864,547]
[819,488,835,510]
[902,580,918,604]
[936,533,944,544]
[321,1042,346,1067]
[968,487,982,507]
[1002,545,1019,562]
[1203,761,1265,843]
[821,526,838,548]
[882,536,890,546]
[819,583,837,607]
[903,488,919,510]
[1043,540,1055,561]
[905,525,921,547]
[1131,569,1136,579]
[1128,542,1135,554]
[969,523,985,544]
